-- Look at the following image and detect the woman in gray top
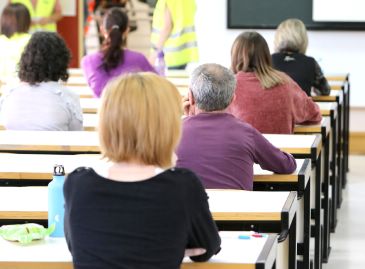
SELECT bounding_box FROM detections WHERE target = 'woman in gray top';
[0,32,83,131]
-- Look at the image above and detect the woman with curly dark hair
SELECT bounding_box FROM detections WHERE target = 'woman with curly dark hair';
[82,7,155,97]
[0,32,83,131]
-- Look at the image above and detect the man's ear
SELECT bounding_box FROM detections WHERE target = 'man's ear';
[188,90,195,106]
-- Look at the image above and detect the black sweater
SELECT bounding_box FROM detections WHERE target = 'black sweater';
[64,167,221,269]
[272,52,331,96]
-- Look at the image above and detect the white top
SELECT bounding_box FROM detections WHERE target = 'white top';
[0,82,83,131]
[0,231,276,267]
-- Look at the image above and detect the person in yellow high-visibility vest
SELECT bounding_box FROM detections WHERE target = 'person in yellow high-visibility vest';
[9,0,62,32]
[150,0,198,70]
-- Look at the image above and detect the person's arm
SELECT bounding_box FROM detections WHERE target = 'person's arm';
[81,54,105,97]
[187,174,221,262]
[252,128,297,174]
[291,80,322,125]
[63,88,83,131]
[312,60,331,96]
[149,3,173,64]
[38,0,63,25]
[63,174,73,252]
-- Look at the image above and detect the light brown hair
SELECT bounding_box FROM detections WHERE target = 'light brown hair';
[274,18,308,54]
[98,72,182,168]
[231,31,285,89]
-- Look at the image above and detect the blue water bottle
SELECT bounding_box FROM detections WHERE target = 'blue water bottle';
[48,164,65,237]
[155,51,166,76]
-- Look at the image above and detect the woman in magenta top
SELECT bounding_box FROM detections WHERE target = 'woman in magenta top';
[228,31,321,134]
[82,8,155,97]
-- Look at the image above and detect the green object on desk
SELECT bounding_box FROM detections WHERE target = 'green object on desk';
[0,223,55,245]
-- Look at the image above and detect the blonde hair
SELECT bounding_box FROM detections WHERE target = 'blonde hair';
[231,31,286,89]
[98,72,182,168]
[274,18,308,54]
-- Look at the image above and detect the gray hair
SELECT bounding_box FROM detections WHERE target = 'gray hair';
[190,63,236,112]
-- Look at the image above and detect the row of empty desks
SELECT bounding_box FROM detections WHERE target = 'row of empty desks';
[0,231,278,269]
[0,187,294,269]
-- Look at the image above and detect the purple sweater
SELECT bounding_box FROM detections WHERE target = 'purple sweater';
[176,113,297,190]
[81,49,156,97]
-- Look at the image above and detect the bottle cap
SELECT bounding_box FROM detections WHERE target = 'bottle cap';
[53,165,65,176]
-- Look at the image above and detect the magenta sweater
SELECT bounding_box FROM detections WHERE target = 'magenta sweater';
[228,72,322,134]
[176,113,297,190]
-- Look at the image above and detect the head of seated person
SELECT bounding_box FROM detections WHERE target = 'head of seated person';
[19,31,70,85]
[272,18,331,96]
[228,31,322,134]
[98,72,182,170]
[81,7,156,98]
[185,63,236,116]
[63,73,221,267]
[0,32,83,131]
[0,3,31,84]
[176,63,297,190]
[1,3,31,39]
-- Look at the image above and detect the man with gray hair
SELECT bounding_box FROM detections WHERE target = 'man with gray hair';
[176,63,296,190]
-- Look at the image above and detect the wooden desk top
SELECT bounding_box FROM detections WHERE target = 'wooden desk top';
[182,232,278,269]
[0,130,321,159]
[166,69,189,78]
[65,76,87,86]
[325,74,348,82]
[0,154,308,185]
[316,102,338,117]
[0,232,277,269]
[80,98,99,114]
[312,90,343,103]
[294,116,331,136]
[0,131,99,153]
[0,187,296,223]
[207,190,297,222]
[66,86,93,98]
[264,134,322,158]
[68,68,83,77]
[167,77,189,87]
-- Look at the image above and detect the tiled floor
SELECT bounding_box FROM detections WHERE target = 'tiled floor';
[323,155,365,268]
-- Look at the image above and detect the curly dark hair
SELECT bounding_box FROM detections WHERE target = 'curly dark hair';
[18,32,71,84]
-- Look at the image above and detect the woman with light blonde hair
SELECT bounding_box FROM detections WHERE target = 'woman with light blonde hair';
[272,18,330,96]
[63,72,221,269]
[228,31,322,134]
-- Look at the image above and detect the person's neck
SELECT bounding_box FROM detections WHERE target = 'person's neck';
[107,160,160,182]
[194,108,227,115]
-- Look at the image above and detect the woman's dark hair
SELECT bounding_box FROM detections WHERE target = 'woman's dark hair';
[1,3,31,38]
[18,32,71,85]
[101,8,129,72]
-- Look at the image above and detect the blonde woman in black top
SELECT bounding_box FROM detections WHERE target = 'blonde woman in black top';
[64,73,221,269]
[272,18,331,96]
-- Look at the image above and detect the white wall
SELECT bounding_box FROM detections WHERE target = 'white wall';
[195,0,365,107]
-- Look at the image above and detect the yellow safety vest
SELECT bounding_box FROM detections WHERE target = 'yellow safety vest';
[151,0,199,68]
[0,33,31,84]
[11,0,57,32]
